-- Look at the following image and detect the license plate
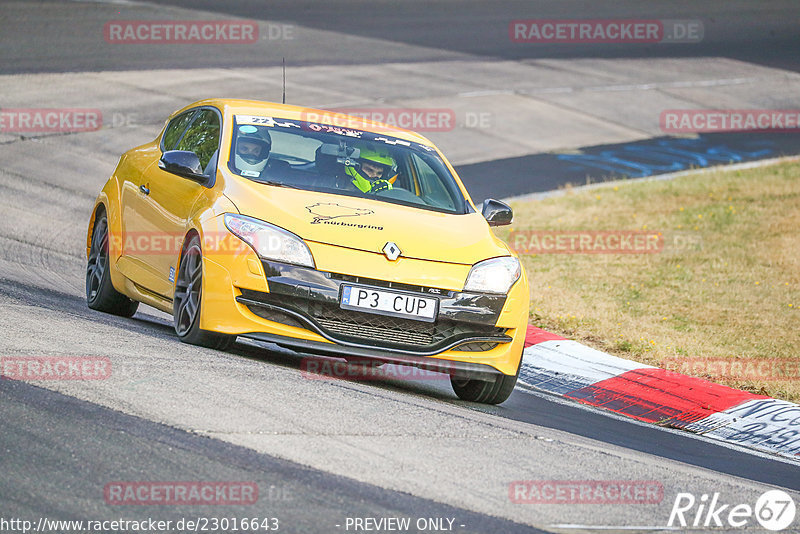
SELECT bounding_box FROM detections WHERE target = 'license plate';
[340,285,437,322]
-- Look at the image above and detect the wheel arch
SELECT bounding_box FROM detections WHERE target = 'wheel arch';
[86,201,107,259]
[174,226,204,295]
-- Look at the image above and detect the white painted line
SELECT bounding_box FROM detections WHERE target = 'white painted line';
[457,89,515,98]
[550,525,680,531]
[566,76,757,93]
[458,77,764,99]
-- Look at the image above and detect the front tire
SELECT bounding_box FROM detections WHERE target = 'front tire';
[450,366,519,405]
[173,235,235,351]
[86,213,139,317]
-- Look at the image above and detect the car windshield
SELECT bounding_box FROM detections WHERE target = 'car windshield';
[227,114,469,214]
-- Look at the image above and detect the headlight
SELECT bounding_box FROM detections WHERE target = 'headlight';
[463,256,521,294]
[224,213,315,268]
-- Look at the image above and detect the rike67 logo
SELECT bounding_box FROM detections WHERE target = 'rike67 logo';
[668,490,796,531]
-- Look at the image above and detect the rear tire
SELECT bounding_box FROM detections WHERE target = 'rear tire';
[173,235,235,351]
[450,365,519,405]
[86,213,139,318]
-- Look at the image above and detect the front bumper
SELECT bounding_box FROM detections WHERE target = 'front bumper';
[237,260,512,355]
[200,235,528,376]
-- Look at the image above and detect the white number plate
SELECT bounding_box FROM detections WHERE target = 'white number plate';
[340,285,437,322]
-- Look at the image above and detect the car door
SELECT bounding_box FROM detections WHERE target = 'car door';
[128,108,221,298]
[117,109,197,292]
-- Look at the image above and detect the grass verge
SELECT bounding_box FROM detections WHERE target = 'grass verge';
[498,161,799,402]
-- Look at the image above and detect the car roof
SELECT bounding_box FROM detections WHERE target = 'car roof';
[175,98,437,148]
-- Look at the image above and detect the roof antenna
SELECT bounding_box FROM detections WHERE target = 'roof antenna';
[282,57,286,105]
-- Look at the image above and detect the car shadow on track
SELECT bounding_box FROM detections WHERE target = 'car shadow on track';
[229,339,459,403]
[0,277,472,404]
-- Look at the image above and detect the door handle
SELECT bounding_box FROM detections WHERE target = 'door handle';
[139,185,150,195]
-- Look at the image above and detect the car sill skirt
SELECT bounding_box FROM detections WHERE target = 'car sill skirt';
[241,331,504,380]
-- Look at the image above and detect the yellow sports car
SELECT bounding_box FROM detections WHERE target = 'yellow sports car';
[86,99,529,404]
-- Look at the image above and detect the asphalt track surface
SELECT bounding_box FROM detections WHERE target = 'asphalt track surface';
[5,0,800,201]
[2,1,800,532]
[1,377,542,533]
[5,0,800,73]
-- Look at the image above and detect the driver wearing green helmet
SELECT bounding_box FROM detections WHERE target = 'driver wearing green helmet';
[345,144,397,194]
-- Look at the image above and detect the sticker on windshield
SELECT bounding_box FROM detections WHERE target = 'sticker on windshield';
[306,123,363,138]
[235,115,437,154]
[373,137,411,147]
[236,115,300,129]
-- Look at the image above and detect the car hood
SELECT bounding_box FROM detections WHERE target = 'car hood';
[224,179,508,265]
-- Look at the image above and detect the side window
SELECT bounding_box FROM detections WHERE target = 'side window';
[393,155,418,194]
[175,109,221,170]
[162,111,196,151]
[410,153,454,210]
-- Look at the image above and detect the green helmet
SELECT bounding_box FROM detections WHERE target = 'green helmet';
[346,144,395,193]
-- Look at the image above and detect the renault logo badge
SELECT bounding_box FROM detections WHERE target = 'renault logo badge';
[383,242,401,261]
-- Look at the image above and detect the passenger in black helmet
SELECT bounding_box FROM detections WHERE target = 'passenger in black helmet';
[234,124,272,177]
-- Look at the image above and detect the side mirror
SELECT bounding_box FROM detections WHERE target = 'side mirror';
[158,150,207,183]
[481,199,513,227]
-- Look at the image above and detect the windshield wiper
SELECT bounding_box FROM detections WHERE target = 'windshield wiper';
[256,179,300,189]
